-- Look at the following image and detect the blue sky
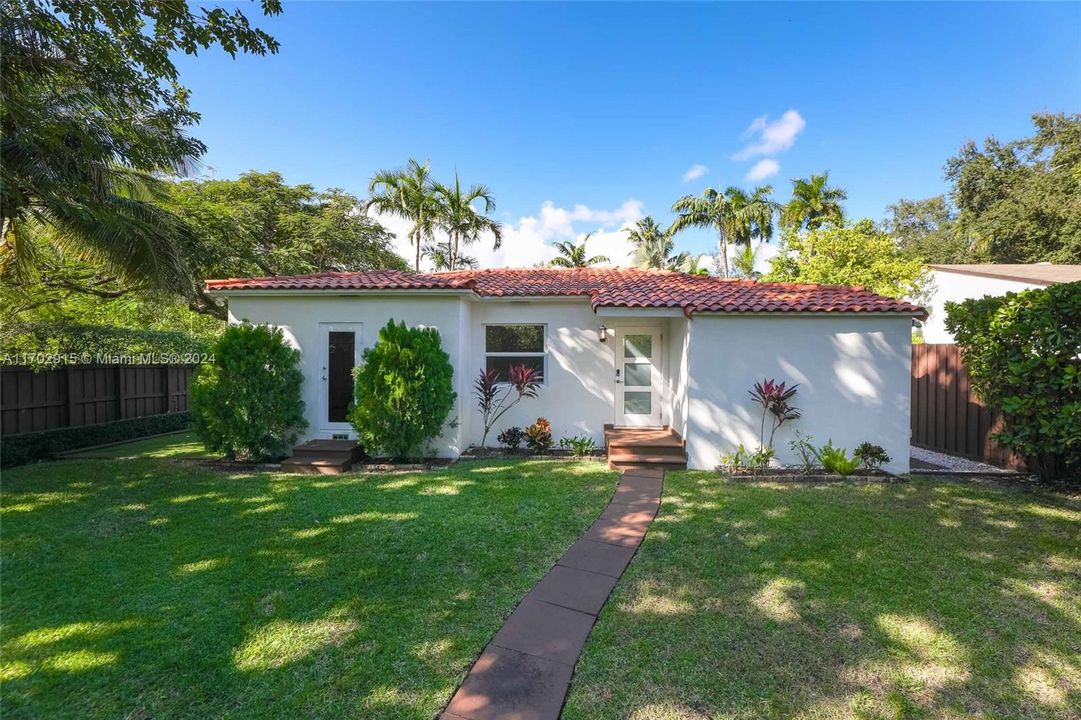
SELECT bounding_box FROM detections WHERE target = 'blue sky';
[175,2,1080,267]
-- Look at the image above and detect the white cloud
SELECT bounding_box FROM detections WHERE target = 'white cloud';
[745,158,780,182]
[732,110,805,161]
[682,164,708,182]
[371,199,644,270]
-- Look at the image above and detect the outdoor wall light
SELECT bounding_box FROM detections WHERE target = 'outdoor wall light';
[598,325,608,343]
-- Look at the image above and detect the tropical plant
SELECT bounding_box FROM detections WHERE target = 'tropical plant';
[350,320,456,460]
[765,220,929,302]
[473,364,542,447]
[731,244,759,280]
[427,241,479,271]
[0,0,281,291]
[191,323,306,461]
[525,417,553,453]
[720,443,775,473]
[946,281,1081,479]
[749,378,801,450]
[684,255,712,276]
[671,188,732,277]
[628,217,690,271]
[818,440,860,476]
[726,186,778,245]
[367,158,438,271]
[789,430,818,473]
[854,442,891,471]
[497,426,525,451]
[781,172,847,232]
[433,173,502,271]
[559,435,597,456]
[671,186,774,278]
[550,233,610,268]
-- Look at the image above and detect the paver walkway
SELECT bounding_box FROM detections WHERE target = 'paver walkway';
[440,466,665,720]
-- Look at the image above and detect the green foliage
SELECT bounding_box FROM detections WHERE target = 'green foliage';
[946,282,1081,478]
[431,173,502,271]
[191,323,306,461]
[720,444,776,472]
[788,431,818,473]
[525,418,553,453]
[766,220,929,301]
[817,440,860,476]
[781,172,847,233]
[350,320,456,460]
[1,323,212,369]
[670,186,777,278]
[1,412,191,468]
[854,442,891,471]
[367,158,439,271]
[559,435,597,456]
[550,233,610,268]
[497,426,525,451]
[1,0,281,290]
[628,217,690,271]
[885,195,971,264]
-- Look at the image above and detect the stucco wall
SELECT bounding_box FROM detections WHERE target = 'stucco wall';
[227,294,469,456]
[923,271,1042,343]
[667,318,690,437]
[685,315,913,474]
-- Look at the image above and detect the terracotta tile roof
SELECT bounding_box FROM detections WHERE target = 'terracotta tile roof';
[206,267,927,319]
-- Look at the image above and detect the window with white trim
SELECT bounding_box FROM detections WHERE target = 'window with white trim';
[485,324,546,383]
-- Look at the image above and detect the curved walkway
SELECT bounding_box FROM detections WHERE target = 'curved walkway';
[441,466,665,720]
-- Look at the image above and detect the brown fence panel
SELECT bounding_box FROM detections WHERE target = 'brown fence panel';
[911,344,1027,471]
[0,365,194,435]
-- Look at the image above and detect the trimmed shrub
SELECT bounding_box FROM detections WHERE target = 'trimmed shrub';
[946,281,1081,479]
[497,426,525,451]
[191,323,306,461]
[1,412,191,468]
[350,320,456,460]
[854,442,890,471]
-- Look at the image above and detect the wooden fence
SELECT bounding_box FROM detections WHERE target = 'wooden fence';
[1,365,193,435]
[910,344,1028,471]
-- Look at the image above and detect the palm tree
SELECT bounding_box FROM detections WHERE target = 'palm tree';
[628,217,690,271]
[782,172,847,232]
[670,186,777,278]
[549,233,609,268]
[366,158,438,271]
[433,172,502,271]
[731,243,759,280]
[427,241,479,270]
[684,255,711,276]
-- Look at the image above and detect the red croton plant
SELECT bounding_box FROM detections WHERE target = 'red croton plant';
[749,378,802,449]
[474,364,542,447]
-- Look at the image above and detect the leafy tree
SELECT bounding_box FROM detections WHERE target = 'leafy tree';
[946,282,1081,480]
[367,158,439,271]
[765,220,928,301]
[0,0,281,290]
[945,112,1080,264]
[350,320,456,460]
[628,217,690,271]
[781,172,847,232]
[433,173,502,271]
[164,171,407,316]
[191,323,306,461]
[885,195,970,264]
[549,233,610,268]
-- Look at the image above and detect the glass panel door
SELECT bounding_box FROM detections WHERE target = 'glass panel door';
[617,329,661,426]
[326,331,355,423]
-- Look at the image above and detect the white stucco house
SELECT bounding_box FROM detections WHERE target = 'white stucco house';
[206,268,926,473]
[922,263,1081,343]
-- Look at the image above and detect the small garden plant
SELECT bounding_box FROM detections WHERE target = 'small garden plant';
[818,440,860,477]
[474,364,542,447]
[191,322,306,461]
[854,442,890,471]
[350,320,456,461]
[525,417,553,453]
[497,426,525,452]
[720,444,775,474]
[789,430,818,473]
[559,435,596,457]
[749,378,802,450]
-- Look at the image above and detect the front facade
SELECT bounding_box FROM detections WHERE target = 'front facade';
[922,263,1081,343]
[208,268,924,474]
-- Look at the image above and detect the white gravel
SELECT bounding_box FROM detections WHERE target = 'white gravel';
[911,446,1009,473]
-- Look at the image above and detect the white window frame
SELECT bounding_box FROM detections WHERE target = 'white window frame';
[483,323,548,386]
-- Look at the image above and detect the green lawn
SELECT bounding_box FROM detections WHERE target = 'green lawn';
[1,456,616,719]
[564,473,1081,720]
[61,431,213,460]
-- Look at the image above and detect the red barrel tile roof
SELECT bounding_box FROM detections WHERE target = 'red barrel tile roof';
[206,267,927,319]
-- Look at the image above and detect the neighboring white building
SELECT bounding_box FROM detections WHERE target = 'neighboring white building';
[206,268,925,473]
[922,264,1081,344]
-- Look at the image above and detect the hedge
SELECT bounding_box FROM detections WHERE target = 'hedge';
[1,412,192,468]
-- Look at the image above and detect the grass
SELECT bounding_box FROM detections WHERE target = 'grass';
[1,455,617,719]
[564,473,1081,720]
[60,431,213,460]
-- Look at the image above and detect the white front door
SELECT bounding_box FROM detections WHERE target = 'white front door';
[614,326,663,427]
[318,323,363,434]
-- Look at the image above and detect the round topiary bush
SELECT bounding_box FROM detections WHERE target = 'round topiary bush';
[191,322,307,461]
[350,320,456,460]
